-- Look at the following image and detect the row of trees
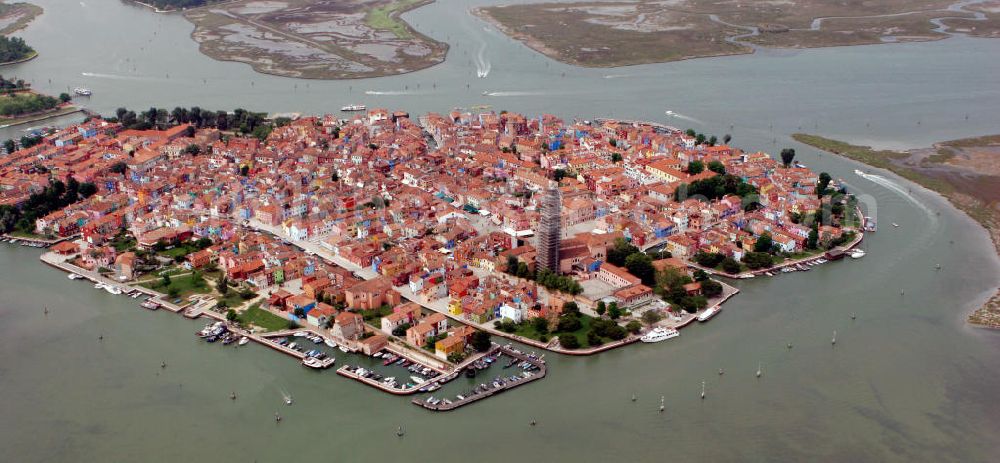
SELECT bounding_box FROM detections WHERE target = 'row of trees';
[0,74,28,91]
[684,129,731,147]
[675,174,758,202]
[0,36,33,63]
[0,93,59,117]
[0,178,97,234]
[503,256,583,295]
[110,106,271,140]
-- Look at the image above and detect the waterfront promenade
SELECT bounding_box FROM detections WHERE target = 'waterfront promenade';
[244,219,734,356]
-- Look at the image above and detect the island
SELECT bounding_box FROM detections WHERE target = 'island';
[181,0,448,79]
[475,0,1000,67]
[0,1,42,65]
[1,106,863,407]
[0,76,80,129]
[792,133,1000,328]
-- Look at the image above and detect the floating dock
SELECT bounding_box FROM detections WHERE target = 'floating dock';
[412,345,547,412]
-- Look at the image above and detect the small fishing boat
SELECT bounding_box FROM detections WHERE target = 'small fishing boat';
[238,336,249,346]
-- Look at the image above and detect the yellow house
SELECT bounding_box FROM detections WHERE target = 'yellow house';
[448,298,463,316]
[434,335,466,360]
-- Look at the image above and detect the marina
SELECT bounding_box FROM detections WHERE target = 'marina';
[412,345,547,412]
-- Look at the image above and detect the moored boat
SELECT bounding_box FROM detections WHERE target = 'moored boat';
[238,336,249,346]
[697,306,720,322]
[640,327,680,343]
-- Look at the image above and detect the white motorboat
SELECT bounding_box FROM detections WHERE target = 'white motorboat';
[340,104,366,112]
[640,327,680,343]
[73,87,92,96]
[293,331,307,337]
[238,336,249,346]
[697,306,720,322]
[338,345,349,353]
[105,285,122,295]
[850,249,866,259]
[324,339,336,348]
[94,282,105,289]
[410,375,426,384]
[302,357,324,369]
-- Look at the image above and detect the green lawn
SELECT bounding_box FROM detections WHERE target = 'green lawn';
[365,0,421,39]
[238,304,289,332]
[507,313,612,348]
[159,243,199,259]
[140,272,211,299]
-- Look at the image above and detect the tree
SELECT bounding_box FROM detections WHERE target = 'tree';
[293,307,305,318]
[558,334,580,349]
[608,302,621,320]
[742,252,774,270]
[695,133,706,145]
[586,330,602,347]
[721,257,742,274]
[392,323,410,337]
[687,160,704,175]
[754,232,773,253]
[607,238,640,266]
[817,172,832,197]
[562,301,579,315]
[553,168,567,182]
[693,269,709,281]
[723,134,732,144]
[595,300,606,316]
[641,309,663,325]
[109,161,127,174]
[59,93,71,103]
[161,273,171,287]
[79,182,97,198]
[707,160,726,174]
[701,279,723,298]
[626,320,642,334]
[611,152,622,163]
[218,275,229,296]
[780,148,796,167]
[557,314,582,333]
[807,225,820,250]
[3,139,14,153]
[693,251,725,268]
[226,309,237,322]
[531,316,549,335]
[707,135,718,146]
[167,287,180,299]
[624,252,656,286]
[470,331,492,352]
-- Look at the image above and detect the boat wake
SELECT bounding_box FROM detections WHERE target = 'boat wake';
[364,90,426,96]
[482,91,544,97]
[664,110,703,124]
[475,41,491,79]
[854,170,935,218]
[81,71,160,82]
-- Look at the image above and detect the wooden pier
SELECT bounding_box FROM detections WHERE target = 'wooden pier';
[412,345,547,412]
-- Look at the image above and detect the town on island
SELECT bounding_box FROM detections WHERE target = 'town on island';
[0,106,866,410]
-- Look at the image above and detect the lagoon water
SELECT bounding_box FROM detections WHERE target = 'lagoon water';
[2,0,1000,461]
